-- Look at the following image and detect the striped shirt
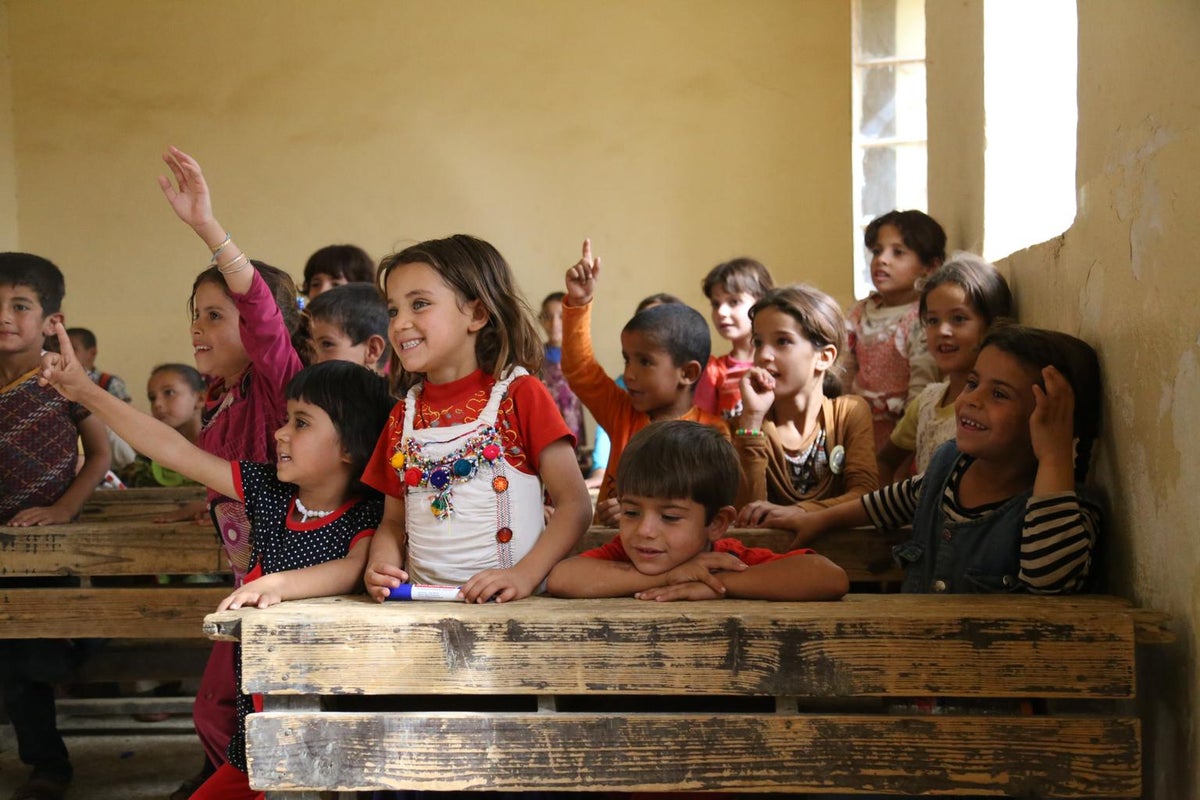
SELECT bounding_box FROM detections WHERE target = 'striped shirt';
[862,455,1099,594]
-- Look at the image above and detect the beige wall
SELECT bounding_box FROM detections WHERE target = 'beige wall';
[5,0,850,409]
[0,0,17,248]
[928,1,1200,796]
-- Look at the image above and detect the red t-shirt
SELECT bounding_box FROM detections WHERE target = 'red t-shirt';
[362,370,573,498]
[581,535,814,564]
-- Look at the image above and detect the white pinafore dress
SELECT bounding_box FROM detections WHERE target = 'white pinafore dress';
[395,368,545,586]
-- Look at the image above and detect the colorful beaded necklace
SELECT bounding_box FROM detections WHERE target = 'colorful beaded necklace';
[390,425,506,519]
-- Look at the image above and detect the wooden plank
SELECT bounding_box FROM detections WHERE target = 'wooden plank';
[213,594,1138,699]
[2,587,229,638]
[0,522,226,577]
[575,525,907,583]
[245,711,1141,796]
[79,486,207,520]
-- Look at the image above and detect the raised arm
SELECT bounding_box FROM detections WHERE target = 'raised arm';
[39,322,236,498]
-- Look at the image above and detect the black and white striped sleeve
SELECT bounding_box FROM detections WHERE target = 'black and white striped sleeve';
[1019,492,1101,594]
[861,475,923,530]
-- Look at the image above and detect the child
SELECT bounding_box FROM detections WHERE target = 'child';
[537,290,585,447]
[65,326,132,402]
[159,146,305,795]
[785,324,1102,595]
[844,209,945,452]
[695,257,774,420]
[546,420,848,601]
[733,285,879,530]
[361,234,592,604]
[0,253,111,800]
[120,363,207,487]
[561,239,728,526]
[40,332,393,800]
[305,282,390,370]
[878,253,1014,483]
[301,243,375,301]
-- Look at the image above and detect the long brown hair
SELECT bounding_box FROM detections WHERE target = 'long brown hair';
[378,235,543,393]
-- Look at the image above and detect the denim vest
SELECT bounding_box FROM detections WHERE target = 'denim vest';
[894,442,1031,594]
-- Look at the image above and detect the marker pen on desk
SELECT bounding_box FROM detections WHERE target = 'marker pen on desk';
[387,584,463,601]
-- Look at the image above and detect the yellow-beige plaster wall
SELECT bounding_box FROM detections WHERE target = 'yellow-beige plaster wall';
[927,1,1199,795]
[3,0,850,411]
[0,0,17,247]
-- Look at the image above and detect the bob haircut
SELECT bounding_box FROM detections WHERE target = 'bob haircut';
[617,420,741,524]
[284,361,394,494]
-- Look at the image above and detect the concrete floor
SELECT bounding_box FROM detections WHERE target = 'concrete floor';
[0,715,202,800]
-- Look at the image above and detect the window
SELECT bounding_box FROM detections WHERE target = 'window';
[851,0,928,299]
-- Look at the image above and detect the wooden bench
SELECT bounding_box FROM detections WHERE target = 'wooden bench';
[577,525,907,585]
[79,484,207,521]
[204,593,1170,798]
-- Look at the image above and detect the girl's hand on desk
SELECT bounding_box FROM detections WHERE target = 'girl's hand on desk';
[737,500,805,531]
[219,575,284,611]
[460,565,538,604]
[364,561,410,603]
[157,146,214,230]
[6,503,74,527]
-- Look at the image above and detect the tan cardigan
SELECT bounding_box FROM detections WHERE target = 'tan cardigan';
[734,395,879,511]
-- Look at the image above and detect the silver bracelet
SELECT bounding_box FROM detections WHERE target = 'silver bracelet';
[217,252,250,275]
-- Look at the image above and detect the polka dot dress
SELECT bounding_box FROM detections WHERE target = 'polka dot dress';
[225,461,383,772]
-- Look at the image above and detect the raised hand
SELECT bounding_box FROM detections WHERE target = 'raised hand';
[564,238,601,306]
[39,321,95,402]
[157,146,215,231]
[1030,365,1077,488]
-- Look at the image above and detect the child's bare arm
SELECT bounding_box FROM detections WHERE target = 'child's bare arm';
[39,322,236,498]
[738,494,871,549]
[460,439,591,603]
[219,536,372,610]
[158,146,254,296]
[546,550,746,598]
[638,552,849,602]
[364,495,409,602]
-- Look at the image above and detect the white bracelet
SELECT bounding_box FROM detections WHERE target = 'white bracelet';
[217,252,250,275]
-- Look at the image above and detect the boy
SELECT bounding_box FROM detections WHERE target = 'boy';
[65,326,132,402]
[546,420,848,600]
[304,282,389,371]
[562,239,728,525]
[695,257,774,420]
[0,252,111,800]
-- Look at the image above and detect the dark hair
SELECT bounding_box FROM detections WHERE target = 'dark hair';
[66,327,97,350]
[150,362,207,394]
[919,252,1014,326]
[635,293,684,313]
[302,245,375,293]
[979,324,1102,482]
[539,291,566,320]
[0,252,65,314]
[622,303,710,369]
[188,261,303,337]
[285,361,394,495]
[750,284,848,397]
[306,283,388,345]
[617,420,741,523]
[864,210,947,268]
[378,235,543,392]
[701,257,774,301]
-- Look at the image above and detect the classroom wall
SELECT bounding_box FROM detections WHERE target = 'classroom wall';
[0,0,18,249]
[4,0,851,410]
[927,1,1200,796]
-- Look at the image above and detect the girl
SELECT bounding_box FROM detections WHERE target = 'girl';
[159,146,305,797]
[120,363,206,487]
[877,252,1014,483]
[40,334,393,800]
[362,235,592,604]
[785,323,1102,595]
[734,285,879,530]
[845,209,946,452]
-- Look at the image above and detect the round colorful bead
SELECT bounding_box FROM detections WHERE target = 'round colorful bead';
[431,496,448,515]
[492,476,509,493]
[430,468,451,490]
[390,451,405,470]
[452,458,474,478]
[404,467,423,487]
[482,444,501,461]
[495,527,513,543]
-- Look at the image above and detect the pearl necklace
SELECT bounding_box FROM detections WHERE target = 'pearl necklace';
[294,497,334,524]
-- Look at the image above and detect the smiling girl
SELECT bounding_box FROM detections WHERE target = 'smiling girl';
[781,323,1102,595]
[40,335,393,800]
[732,285,879,531]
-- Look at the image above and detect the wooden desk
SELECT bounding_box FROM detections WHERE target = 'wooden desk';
[206,593,1169,798]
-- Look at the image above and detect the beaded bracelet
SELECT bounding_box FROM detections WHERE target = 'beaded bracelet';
[734,427,763,437]
[217,252,250,275]
[208,232,233,258]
